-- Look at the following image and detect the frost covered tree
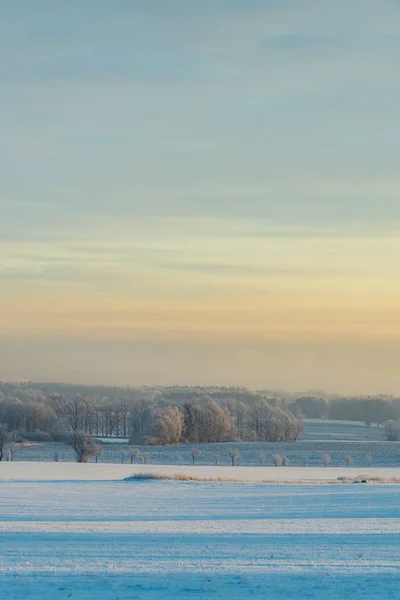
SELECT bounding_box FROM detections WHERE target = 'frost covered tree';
[247,401,302,442]
[385,420,400,441]
[70,432,96,463]
[323,452,331,467]
[228,449,240,466]
[93,444,102,463]
[130,447,141,464]
[0,424,9,461]
[345,454,353,467]
[191,448,200,465]
[182,398,234,443]
[129,406,183,445]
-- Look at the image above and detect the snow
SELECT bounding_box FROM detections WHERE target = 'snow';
[93,437,130,443]
[1,461,400,482]
[1,463,400,598]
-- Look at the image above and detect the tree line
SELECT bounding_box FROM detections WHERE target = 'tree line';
[2,382,400,446]
[0,390,302,447]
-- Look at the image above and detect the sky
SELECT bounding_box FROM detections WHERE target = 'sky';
[1,0,400,394]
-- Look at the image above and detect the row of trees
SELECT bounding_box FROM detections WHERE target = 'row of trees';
[2,382,400,429]
[0,393,303,447]
[101,397,302,445]
[288,395,400,425]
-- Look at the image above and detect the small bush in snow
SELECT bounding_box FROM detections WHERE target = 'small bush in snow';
[323,452,331,467]
[228,449,240,466]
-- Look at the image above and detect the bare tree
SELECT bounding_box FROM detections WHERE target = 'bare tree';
[93,444,102,463]
[366,454,373,467]
[6,443,19,461]
[345,454,353,467]
[0,424,9,461]
[130,447,141,464]
[191,448,200,465]
[228,449,240,466]
[259,453,265,466]
[282,455,289,466]
[128,398,150,441]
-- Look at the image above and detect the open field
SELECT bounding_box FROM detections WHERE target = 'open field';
[8,421,394,469]
[302,420,385,441]
[1,461,400,482]
[1,463,400,599]
[9,438,400,469]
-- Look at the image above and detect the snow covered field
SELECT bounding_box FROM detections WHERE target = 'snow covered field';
[1,463,400,599]
[1,461,400,482]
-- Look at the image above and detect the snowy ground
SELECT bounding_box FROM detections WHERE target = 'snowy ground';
[1,464,400,599]
[1,461,400,482]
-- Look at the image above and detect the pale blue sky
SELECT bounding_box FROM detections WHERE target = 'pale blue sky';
[1,1,400,392]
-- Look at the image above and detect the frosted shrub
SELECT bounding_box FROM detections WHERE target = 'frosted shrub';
[70,432,97,463]
[0,424,10,462]
[385,420,400,441]
[323,452,331,467]
[282,455,289,466]
[273,454,283,466]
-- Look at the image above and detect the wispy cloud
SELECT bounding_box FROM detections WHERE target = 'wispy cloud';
[157,262,350,277]
[1,1,400,390]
